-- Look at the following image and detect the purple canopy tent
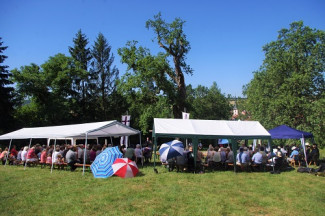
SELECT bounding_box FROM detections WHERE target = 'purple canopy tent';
[268,125,313,168]
[268,125,313,139]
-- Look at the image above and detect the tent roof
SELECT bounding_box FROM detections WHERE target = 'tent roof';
[268,125,313,139]
[0,121,140,140]
[153,118,271,139]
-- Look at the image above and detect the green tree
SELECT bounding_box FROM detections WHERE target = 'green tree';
[146,13,193,118]
[0,38,15,133]
[12,54,85,126]
[118,41,174,133]
[90,33,119,119]
[186,82,231,120]
[244,21,325,146]
[69,30,92,119]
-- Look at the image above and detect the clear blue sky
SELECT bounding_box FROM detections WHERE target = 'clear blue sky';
[1,0,325,97]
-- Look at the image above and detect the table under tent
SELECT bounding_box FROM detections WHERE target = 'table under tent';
[0,120,141,175]
[152,118,272,172]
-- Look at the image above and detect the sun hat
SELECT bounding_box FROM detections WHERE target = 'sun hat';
[273,148,278,153]
[291,146,296,150]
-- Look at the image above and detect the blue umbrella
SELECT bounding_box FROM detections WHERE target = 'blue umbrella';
[159,140,184,162]
[91,146,123,178]
[218,139,229,145]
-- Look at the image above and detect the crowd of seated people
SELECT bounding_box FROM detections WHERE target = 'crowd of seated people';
[0,140,152,169]
[234,143,321,172]
[120,137,153,166]
[162,143,235,173]
[159,141,321,173]
[0,143,109,170]
[1,139,320,174]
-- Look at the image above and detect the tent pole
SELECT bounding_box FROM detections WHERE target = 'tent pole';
[4,139,13,166]
[51,139,57,174]
[153,136,157,172]
[139,132,142,148]
[301,134,308,168]
[193,138,198,173]
[83,133,88,176]
[269,138,275,172]
[231,139,237,173]
[110,137,113,145]
[24,138,33,170]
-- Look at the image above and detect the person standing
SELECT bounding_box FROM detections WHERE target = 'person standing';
[310,144,320,165]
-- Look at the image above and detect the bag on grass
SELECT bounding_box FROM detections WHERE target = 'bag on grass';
[297,167,315,173]
[314,163,325,173]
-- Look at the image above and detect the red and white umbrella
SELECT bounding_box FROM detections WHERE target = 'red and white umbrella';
[112,158,139,178]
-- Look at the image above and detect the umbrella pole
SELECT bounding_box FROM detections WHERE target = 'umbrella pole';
[24,138,33,170]
[4,139,13,166]
[83,133,88,176]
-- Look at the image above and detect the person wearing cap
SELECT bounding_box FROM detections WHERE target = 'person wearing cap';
[287,146,299,163]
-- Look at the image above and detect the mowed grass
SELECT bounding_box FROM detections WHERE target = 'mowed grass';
[1,160,324,216]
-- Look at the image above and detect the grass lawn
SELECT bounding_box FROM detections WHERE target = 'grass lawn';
[1,160,325,216]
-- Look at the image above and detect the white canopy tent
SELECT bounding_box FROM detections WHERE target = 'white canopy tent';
[152,118,271,172]
[0,120,141,175]
[0,120,140,140]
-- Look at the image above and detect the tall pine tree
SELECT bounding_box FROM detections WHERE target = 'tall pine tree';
[68,30,92,121]
[90,33,119,119]
[0,37,15,133]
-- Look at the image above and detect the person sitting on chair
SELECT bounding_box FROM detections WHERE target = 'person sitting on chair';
[143,147,152,163]
[124,146,135,161]
[66,146,79,171]
[26,146,39,165]
[236,147,250,171]
[206,145,215,165]
[287,146,299,163]
[252,149,263,165]
[0,147,9,165]
[135,144,144,165]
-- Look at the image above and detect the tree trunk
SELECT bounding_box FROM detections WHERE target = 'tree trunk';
[173,58,186,118]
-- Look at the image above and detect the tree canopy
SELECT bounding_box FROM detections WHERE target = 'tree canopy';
[146,13,193,118]
[90,33,120,120]
[0,38,15,133]
[12,54,85,126]
[244,21,325,145]
[186,82,231,120]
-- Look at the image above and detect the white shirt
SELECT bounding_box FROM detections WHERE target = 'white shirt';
[52,151,61,163]
[21,150,27,161]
